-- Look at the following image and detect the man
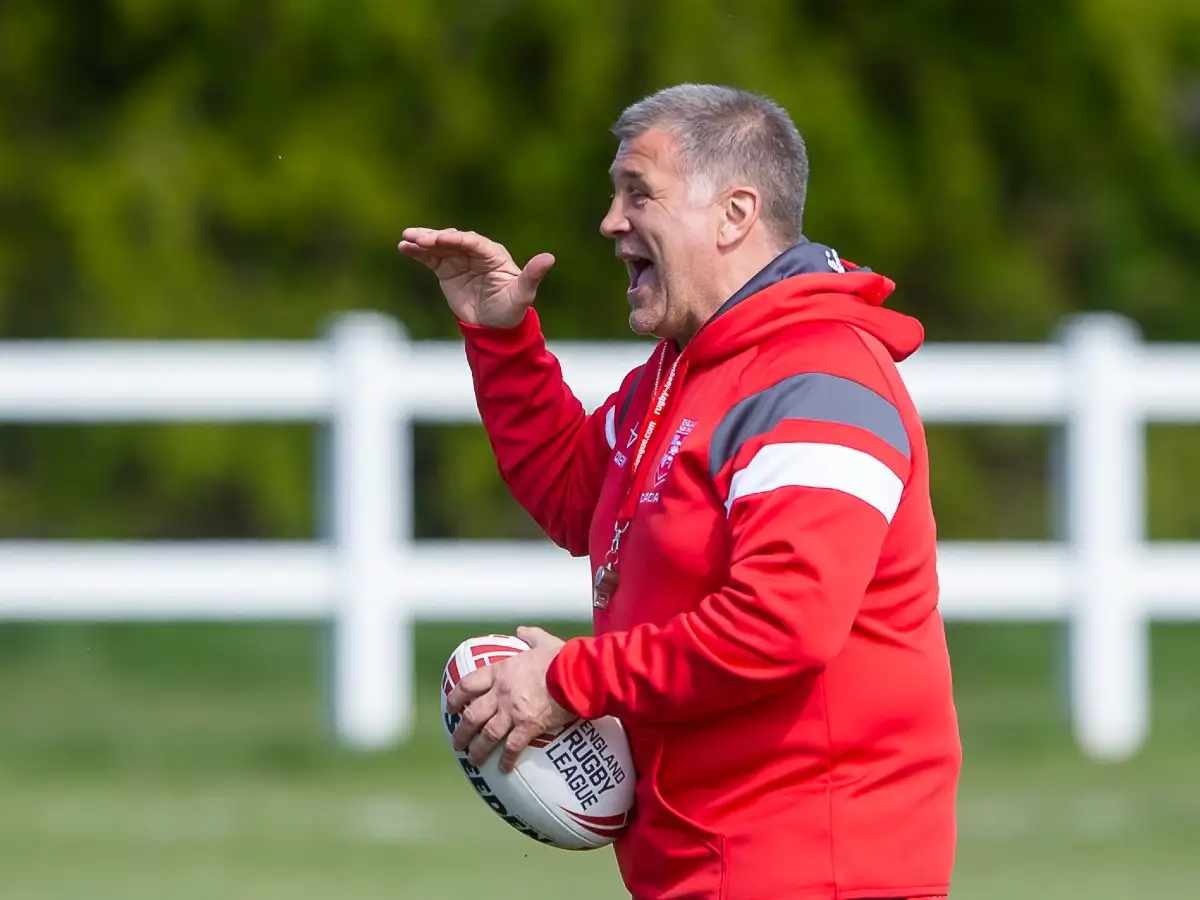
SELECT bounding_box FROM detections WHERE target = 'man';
[399,84,960,900]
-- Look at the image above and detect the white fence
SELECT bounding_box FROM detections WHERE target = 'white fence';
[0,311,1198,762]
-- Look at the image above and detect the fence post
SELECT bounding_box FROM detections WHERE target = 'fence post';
[1059,313,1147,761]
[327,312,409,749]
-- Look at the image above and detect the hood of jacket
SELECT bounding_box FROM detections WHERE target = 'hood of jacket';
[682,238,924,369]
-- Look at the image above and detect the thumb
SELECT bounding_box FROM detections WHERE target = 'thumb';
[516,625,550,648]
[514,253,555,304]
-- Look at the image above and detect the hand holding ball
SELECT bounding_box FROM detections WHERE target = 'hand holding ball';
[440,634,636,850]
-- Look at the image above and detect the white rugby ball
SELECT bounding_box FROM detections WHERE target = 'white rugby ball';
[440,633,636,850]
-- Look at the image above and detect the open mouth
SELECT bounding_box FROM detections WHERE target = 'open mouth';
[625,256,655,294]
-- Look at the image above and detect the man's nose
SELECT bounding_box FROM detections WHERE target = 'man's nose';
[599,198,629,239]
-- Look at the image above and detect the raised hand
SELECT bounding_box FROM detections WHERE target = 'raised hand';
[398,227,556,329]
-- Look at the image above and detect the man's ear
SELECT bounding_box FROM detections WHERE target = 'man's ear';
[717,187,762,248]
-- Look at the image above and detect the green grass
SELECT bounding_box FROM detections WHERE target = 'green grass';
[0,619,1197,899]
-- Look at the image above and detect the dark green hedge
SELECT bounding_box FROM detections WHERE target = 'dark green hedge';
[1,0,1198,541]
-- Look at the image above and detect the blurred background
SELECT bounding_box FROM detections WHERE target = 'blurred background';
[1,1,1199,898]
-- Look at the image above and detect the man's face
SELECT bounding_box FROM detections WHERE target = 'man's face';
[601,129,723,341]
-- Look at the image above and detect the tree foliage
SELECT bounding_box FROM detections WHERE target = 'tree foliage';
[0,0,1197,541]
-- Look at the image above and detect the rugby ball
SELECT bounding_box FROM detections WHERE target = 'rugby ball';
[440,633,636,850]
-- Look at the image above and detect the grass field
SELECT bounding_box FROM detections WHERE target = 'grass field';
[1,618,1197,900]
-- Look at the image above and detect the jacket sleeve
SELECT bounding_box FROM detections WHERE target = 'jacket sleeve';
[460,308,642,557]
[544,405,915,723]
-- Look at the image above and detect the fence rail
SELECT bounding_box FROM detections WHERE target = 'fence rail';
[0,311,1198,762]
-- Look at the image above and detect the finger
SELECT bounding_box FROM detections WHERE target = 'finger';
[399,227,448,247]
[467,708,513,768]
[498,720,544,774]
[433,229,511,263]
[452,689,498,751]
[447,665,495,715]
[522,253,556,283]
[396,241,439,269]
[398,229,463,247]
[515,253,555,302]
[515,625,551,647]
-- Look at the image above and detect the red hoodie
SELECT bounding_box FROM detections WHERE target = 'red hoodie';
[459,241,960,900]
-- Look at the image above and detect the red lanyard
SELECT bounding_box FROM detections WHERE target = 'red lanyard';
[599,342,686,574]
[593,341,688,609]
[617,343,685,524]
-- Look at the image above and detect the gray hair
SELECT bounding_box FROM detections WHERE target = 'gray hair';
[612,84,809,245]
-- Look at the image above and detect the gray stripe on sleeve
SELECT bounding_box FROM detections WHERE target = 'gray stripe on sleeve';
[708,373,910,477]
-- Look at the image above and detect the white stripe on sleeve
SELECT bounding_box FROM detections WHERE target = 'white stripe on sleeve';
[724,441,904,522]
[604,405,617,450]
